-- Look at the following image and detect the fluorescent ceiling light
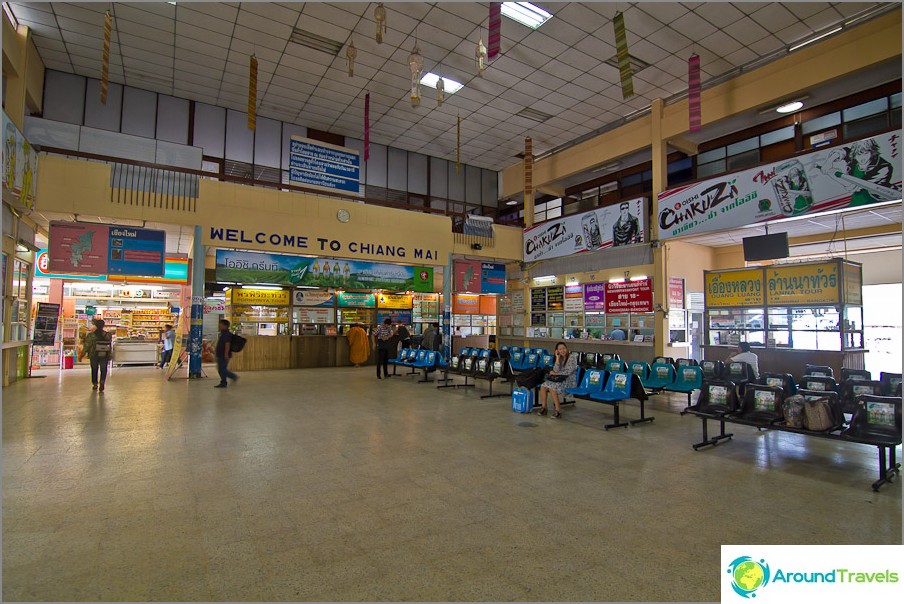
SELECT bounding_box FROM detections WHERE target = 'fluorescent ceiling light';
[629,275,648,282]
[502,2,552,29]
[788,27,842,52]
[608,277,625,283]
[533,275,556,283]
[419,72,463,94]
[505,199,519,206]
[242,285,283,290]
[776,101,803,114]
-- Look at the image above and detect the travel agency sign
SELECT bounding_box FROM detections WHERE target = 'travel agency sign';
[657,132,902,239]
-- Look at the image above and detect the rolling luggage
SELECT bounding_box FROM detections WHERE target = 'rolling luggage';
[511,386,534,413]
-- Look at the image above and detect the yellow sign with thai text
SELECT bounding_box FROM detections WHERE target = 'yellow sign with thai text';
[766,262,839,305]
[377,293,413,309]
[230,288,290,306]
[704,269,764,307]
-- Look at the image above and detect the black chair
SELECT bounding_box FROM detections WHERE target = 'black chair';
[760,372,796,396]
[880,372,902,397]
[727,361,756,396]
[841,380,884,414]
[804,364,834,378]
[700,359,725,380]
[676,358,698,367]
[842,394,902,492]
[653,356,675,366]
[798,375,838,394]
[796,389,845,430]
[841,368,871,383]
[692,379,740,416]
[580,352,598,370]
[737,384,785,425]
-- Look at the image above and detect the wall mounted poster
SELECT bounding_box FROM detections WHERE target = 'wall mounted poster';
[2,110,38,209]
[33,302,61,346]
[454,260,482,292]
[605,278,653,314]
[480,262,507,294]
[215,249,433,292]
[523,197,646,262]
[49,221,166,277]
[668,277,685,309]
[288,136,360,194]
[564,284,583,312]
[657,132,902,240]
[510,290,525,312]
[546,286,564,311]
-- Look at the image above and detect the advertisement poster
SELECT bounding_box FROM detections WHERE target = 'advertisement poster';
[705,268,765,308]
[523,197,646,262]
[605,278,653,314]
[481,262,507,294]
[766,262,839,305]
[454,260,482,292]
[583,282,607,311]
[843,263,862,305]
[48,222,165,277]
[203,298,226,314]
[33,302,61,346]
[452,294,480,314]
[377,293,413,309]
[564,284,584,312]
[215,249,433,292]
[296,308,335,324]
[337,292,376,308]
[292,290,335,307]
[2,111,38,209]
[288,136,360,194]
[657,132,902,240]
[668,277,685,309]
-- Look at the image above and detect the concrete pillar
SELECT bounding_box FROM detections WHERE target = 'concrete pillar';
[650,99,669,358]
[188,225,204,377]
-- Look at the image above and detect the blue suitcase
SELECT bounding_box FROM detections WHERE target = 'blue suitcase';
[511,386,534,413]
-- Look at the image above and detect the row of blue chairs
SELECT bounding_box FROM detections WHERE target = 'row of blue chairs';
[562,369,654,429]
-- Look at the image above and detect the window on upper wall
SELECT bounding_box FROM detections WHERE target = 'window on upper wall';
[801,112,841,135]
[843,98,890,140]
[667,157,694,186]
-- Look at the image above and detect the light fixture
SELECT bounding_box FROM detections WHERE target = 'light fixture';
[501,2,552,29]
[533,275,556,283]
[242,285,283,291]
[505,199,518,206]
[591,161,622,174]
[788,27,842,52]
[629,275,648,282]
[776,100,804,114]
[608,277,624,283]
[419,72,463,94]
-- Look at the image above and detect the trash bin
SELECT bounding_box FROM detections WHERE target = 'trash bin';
[63,356,74,369]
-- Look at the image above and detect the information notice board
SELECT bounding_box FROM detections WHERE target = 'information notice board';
[33,302,61,346]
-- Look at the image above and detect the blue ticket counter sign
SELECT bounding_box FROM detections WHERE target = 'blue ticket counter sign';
[288,136,361,194]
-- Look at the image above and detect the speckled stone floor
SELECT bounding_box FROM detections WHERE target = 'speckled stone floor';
[2,365,901,601]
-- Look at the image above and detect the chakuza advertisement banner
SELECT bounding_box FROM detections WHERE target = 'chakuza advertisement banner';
[523,197,646,262]
[657,132,902,240]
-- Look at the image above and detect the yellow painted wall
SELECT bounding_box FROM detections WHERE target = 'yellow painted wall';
[663,241,716,292]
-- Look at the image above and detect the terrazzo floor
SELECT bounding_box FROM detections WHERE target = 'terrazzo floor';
[2,364,901,601]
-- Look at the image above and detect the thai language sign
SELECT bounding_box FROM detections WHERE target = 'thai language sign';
[546,286,564,311]
[564,284,584,312]
[2,111,37,209]
[337,292,376,308]
[605,278,653,314]
[523,197,646,262]
[843,263,862,305]
[33,302,61,346]
[230,288,290,306]
[530,288,547,311]
[657,133,902,239]
[704,268,765,308]
[413,293,439,318]
[668,277,685,309]
[766,262,839,305]
[288,136,360,194]
[296,307,335,324]
[452,294,480,314]
[583,282,607,311]
[215,249,433,292]
[292,290,335,307]
[48,221,165,277]
[377,293,413,309]
[377,309,413,324]
[454,260,481,292]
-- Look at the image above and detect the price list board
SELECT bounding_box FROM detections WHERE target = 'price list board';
[546,286,564,311]
[530,288,547,311]
[531,312,547,327]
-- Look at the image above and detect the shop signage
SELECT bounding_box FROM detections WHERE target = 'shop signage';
[293,290,335,307]
[583,282,607,311]
[605,278,653,314]
[377,309,413,324]
[295,307,335,324]
[339,308,374,324]
[564,284,583,312]
[704,268,765,308]
[230,289,290,306]
[766,262,839,306]
[33,302,60,346]
[843,263,862,305]
[2,111,38,209]
[452,294,480,314]
[36,249,188,284]
[584,312,606,327]
[48,221,165,277]
[288,136,360,194]
[337,292,376,308]
[546,286,564,311]
[657,133,902,240]
[530,288,547,311]
[378,293,413,309]
[668,277,685,309]
[522,197,646,262]
[203,298,226,314]
[412,293,439,318]
[215,249,434,292]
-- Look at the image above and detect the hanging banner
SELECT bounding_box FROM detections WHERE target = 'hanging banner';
[288,136,360,194]
[605,278,653,314]
[48,221,165,277]
[704,268,765,308]
[337,292,376,308]
[2,111,38,209]
[668,277,685,309]
[564,284,583,312]
[292,289,335,307]
[843,262,863,305]
[523,198,646,262]
[377,293,413,309]
[215,249,433,292]
[583,282,607,311]
[766,262,839,306]
[657,132,902,240]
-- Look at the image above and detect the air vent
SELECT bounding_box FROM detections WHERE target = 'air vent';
[289,28,344,56]
[603,54,652,74]
[516,107,555,123]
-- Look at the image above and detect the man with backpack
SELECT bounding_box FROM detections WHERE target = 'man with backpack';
[215,319,239,388]
[83,319,113,392]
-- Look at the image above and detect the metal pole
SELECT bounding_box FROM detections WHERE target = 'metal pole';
[442,253,453,360]
[188,225,204,378]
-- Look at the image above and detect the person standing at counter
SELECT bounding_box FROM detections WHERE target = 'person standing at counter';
[421,323,437,351]
[397,322,411,350]
[536,342,578,419]
[372,318,396,379]
[347,323,369,367]
[159,324,175,369]
[83,319,113,392]
[215,319,239,388]
[725,342,759,379]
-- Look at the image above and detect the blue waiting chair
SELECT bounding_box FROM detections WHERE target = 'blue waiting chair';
[540,353,555,368]
[565,369,607,398]
[665,365,704,408]
[510,351,525,370]
[389,348,411,365]
[628,361,650,382]
[644,362,677,391]
[588,372,650,430]
[605,359,627,373]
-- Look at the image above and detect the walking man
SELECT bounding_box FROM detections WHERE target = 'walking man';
[215,319,239,388]
[159,324,175,369]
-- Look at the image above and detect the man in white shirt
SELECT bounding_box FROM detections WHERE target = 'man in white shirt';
[725,342,759,378]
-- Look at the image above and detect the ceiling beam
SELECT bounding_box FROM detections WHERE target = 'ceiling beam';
[536,184,565,198]
[666,136,698,157]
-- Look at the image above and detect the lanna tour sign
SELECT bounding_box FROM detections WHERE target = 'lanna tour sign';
[704,268,764,308]
[766,262,839,306]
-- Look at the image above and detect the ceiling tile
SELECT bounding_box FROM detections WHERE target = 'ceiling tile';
[51,3,106,25]
[176,22,231,48]
[696,28,745,58]
[177,2,238,23]
[554,3,609,35]
[232,26,285,53]
[803,8,845,32]
[113,4,175,33]
[670,11,718,40]
[723,17,770,47]
[175,36,229,61]
[775,21,815,46]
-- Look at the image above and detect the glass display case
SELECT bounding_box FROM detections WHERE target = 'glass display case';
[707,307,766,346]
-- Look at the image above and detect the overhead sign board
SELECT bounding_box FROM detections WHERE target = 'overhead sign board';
[48,221,165,277]
[288,136,360,194]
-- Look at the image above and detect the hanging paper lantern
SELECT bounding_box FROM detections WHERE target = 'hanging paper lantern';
[456,115,461,174]
[364,93,370,162]
[375,3,387,44]
[101,10,112,104]
[476,38,487,77]
[346,39,357,77]
[408,43,423,108]
[613,12,634,99]
[436,76,444,107]
[247,55,257,130]
[487,3,501,60]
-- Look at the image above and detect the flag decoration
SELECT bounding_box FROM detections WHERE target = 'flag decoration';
[101,10,112,104]
[688,54,701,132]
[408,43,423,108]
[375,3,387,44]
[613,12,634,99]
[436,76,445,107]
[524,137,533,213]
[346,40,356,77]
[247,55,257,130]
[476,38,488,77]
[364,93,370,161]
[487,3,501,60]
[456,115,461,175]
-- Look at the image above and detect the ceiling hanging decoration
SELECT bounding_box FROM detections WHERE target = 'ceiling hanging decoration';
[408,42,424,108]
[524,137,533,218]
[436,75,445,107]
[613,12,634,99]
[456,114,461,174]
[476,37,488,77]
[346,39,356,77]
[688,54,701,132]
[100,10,112,104]
[487,3,501,60]
[247,55,257,130]
[364,92,370,161]
[374,3,387,44]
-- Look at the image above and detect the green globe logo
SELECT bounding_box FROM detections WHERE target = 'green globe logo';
[727,556,770,598]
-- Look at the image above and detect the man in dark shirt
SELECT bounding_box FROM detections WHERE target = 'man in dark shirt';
[612,201,640,246]
[215,319,238,388]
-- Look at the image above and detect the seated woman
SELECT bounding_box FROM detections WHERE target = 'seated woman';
[537,341,579,418]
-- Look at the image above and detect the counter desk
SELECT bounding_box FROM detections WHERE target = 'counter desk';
[226,335,375,371]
